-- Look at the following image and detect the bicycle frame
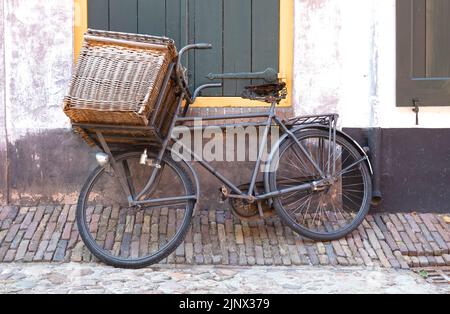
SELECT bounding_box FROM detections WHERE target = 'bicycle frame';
[77,43,368,209]
[130,97,346,207]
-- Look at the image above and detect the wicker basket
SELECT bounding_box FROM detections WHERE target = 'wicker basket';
[64,29,179,143]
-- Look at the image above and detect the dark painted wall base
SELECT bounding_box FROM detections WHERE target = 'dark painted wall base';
[345,128,450,214]
[2,122,449,214]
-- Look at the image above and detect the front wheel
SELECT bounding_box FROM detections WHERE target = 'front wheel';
[76,152,195,269]
[268,129,372,241]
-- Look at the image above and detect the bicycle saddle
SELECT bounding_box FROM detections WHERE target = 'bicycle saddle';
[241,82,287,102]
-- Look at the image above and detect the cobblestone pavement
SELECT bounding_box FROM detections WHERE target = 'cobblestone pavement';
[0,263,447,294]
[0,205,449,270]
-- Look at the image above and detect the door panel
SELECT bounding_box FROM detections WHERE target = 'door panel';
[87,0,280,97]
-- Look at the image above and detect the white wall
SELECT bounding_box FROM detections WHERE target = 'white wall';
[3,0,73,143]
[293,0,450,129]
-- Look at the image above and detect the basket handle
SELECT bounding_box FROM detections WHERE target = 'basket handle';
[84,35,170,51]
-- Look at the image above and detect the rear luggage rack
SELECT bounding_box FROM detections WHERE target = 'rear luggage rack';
[285,114,339,128]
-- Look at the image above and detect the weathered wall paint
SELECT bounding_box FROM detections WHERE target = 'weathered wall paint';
[4,0,73,143]
[293,0,450,128]
[0,1,7,204]
[2,0,81,204]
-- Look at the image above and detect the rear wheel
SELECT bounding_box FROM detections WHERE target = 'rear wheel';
[76,152,195,269]
[268,129,372,241]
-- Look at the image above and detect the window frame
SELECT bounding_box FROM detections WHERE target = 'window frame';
[73,0,293,108]
[397,0,450,107]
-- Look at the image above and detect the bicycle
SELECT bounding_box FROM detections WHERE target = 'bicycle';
[73,43,373,269]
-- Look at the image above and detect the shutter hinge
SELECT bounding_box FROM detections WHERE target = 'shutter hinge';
[412,98,420,126]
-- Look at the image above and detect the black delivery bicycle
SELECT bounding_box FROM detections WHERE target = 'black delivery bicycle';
[74,43,373,269]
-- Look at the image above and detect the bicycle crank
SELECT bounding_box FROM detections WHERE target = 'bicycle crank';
[228,183,275,222]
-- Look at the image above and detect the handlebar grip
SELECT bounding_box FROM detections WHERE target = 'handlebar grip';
[195,43,213,49]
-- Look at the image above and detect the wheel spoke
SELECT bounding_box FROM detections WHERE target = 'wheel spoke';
[77,153,195,267]
[271,130,371,238]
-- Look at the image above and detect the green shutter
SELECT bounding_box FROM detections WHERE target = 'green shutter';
[397,0,450,106]
[87,0,280,97]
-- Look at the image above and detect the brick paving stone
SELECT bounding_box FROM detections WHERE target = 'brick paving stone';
[380,241,395,261]
[234,225,244,245]
[396,213,408,225]
[404,214,421,233]
[217,224,229,265]
[389,214,405,232]
[435,256,446,267]
[4,224,20,243]
[418,256,429,267]
[255,245,265,265]
[277,234,291,266]
[34,240,49,261]
[413,243,425,257]
[331,240,346,257]
[294,237,309,265]
[23,222,38,240]
[431,232,449,254]
[341,244,355,264]
[306,245,320,266]
[2,210,450,269]
[67,205,76,223]
[352,232,364,249]
[409,256,419,268]
[384,233,399,252]
[346,236,362,261]
[393,251,410,270]
[369,221,385,240]
[404,224,419,244]
[443,254,450,265]
[403,255,412,267]
[374,248,392,268]
[316,242,326,255]
[336,257,349,266]
[62,223,72,241]
[238,244,247,265]
[362,239,378,260]
[3,250,16,262]
[68,230,79,250]
[23,252,35,263]
[29,213,50,252]
[415,232,434,256]
[0,230,8,245]
[420,214,437,232]
[0,245,9,261]
[1,219,12,231]
[435,224,450,243]
[53,240,68,262]
[374,214,388,232]
[283,227,296,246]
[325,243,338,266]
[15,240,29,261]
[399,232,417,256]
[427,256,438,267]
[366,229,382,251]
[20,211,35,230]
[10,230,25,250]
[0,207,10,221]
[385,221,403,243]
[185,243,194,264]
[42,222,56,241]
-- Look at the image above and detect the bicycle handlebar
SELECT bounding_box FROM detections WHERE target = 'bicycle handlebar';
[178,43,212,63]
[176,43,213,104]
